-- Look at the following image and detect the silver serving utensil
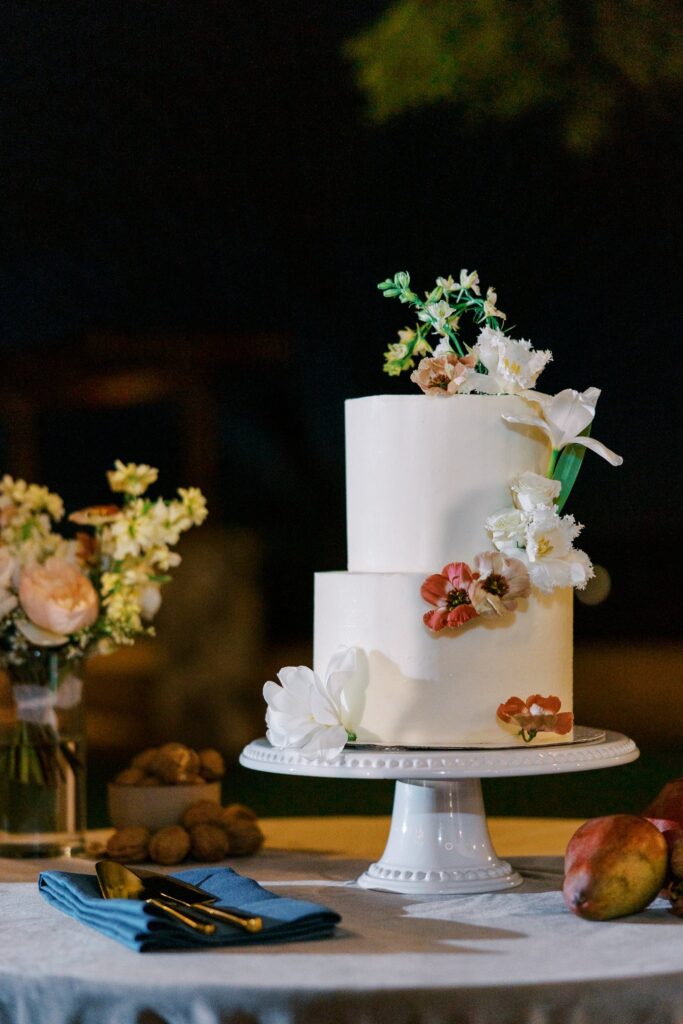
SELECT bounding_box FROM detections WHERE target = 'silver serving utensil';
[126,866,263,932]
[95,861,216,936]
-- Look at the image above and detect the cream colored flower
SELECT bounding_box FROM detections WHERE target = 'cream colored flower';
[511,471,561,512]
[178,487,208,526]
[521,507,593,593]
[503,388,623,466]
[486,508,529,553]
[106,460,159,496]
[474,326,551,394]
[264,647,359,760]
[483,287,506,320]
[418,300,457,336]
[436,275,459,293]
[459,269,481,295]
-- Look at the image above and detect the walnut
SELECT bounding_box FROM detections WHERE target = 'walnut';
[106,826,151,863]
[149,826,191,866]
[190,824,229,862]
[181,799,224,830]
[220,803,258,825]
[198,748,225,781]
[223,818,264,857]
[112,767,146,785]
[152,742,200,783]
[139,774,161,786]
[130,747,159,773]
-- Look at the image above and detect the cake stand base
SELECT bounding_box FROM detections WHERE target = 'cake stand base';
[356,777,521,894]
[240,730,639,895]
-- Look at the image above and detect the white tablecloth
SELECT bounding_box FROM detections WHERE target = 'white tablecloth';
[1,820,682,1024]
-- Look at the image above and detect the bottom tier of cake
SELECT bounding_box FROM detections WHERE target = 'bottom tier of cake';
[314,572,574,747]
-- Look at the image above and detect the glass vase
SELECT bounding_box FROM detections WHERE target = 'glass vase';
[0,651,86,857]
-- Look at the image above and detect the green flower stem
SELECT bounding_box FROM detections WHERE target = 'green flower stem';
[547,449,561,477]
[346,730,357,742]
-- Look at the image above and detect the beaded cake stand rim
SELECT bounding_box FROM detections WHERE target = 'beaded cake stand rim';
[239,728,638,779]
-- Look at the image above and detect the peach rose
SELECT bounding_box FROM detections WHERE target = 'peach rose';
[19,557,99,636]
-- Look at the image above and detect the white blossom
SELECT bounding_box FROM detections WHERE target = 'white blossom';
[418,300,457,336]
[474,326,552,394]
[263,647,359,761]
[106,461,159,496]
[521,507,593,593]
[503,387,623,466]
[511,471,561,512]
[459,269,481,294]
[486,508,529,554]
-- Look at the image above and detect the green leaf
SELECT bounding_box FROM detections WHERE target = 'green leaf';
[553,425,591,513]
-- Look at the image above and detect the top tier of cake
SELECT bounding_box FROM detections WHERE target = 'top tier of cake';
[346,394,550,573]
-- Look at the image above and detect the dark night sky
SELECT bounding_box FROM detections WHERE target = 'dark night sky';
[2,1,681,641]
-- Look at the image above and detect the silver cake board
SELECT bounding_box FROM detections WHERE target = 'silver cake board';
[239,729,639,895]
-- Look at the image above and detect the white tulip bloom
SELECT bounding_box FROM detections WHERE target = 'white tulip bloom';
[504,387,623,466]
[521,507,594,593]
[473,326,552,394]
[263,647,359,761]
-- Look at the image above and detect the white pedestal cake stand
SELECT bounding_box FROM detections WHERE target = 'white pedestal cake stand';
[240,728,639,896]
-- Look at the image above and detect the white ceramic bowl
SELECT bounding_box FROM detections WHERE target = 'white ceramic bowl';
[107,781,222,831]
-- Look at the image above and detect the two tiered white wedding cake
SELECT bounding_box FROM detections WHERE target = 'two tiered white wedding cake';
[314,394,573,746]
[264,269,622,758]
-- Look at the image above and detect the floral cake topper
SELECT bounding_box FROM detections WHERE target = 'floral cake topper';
[379,267,622,610]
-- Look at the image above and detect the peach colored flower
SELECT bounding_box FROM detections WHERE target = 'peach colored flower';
[19,557,99,637]
[410,353,476,396]
[421,562,478,631]
[69,504,121,526]
[497,694,573,742]
[469,551,531,616]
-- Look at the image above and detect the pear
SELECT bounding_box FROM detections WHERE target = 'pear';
[563,814,668,920]
[643,779,683,827]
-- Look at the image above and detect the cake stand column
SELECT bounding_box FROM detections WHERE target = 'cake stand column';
[356,777,522,895]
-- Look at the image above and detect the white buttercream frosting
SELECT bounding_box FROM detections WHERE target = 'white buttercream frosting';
[314,572,573,747]
[345,394,551,572]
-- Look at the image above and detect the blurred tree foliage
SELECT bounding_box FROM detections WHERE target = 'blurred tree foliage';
[347,0,682,151]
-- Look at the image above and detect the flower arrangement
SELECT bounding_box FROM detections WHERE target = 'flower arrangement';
[0,462,207,790]
[379,269,622,629]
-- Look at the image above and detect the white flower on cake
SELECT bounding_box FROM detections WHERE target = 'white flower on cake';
[473,326,552,395]
[435,275,459,293]
[503,387,623,466]
[485,508,529,552]
[511,471,561,512]
[263,647,359,761]
[517,507,593,593]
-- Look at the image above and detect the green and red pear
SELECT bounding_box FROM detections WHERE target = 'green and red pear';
[563,814,668,921]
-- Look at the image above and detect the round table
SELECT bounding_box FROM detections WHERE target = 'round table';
[1,817,682,1024]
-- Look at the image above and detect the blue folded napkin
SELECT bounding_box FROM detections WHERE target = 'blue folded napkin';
[38,866,341,952]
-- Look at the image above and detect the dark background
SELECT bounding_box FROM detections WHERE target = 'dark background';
[2,1,681,820]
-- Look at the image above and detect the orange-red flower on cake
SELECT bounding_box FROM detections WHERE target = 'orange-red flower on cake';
[421,562,478,631]
[497,694,573,743]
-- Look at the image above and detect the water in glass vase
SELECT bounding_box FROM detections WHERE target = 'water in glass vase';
[0,651,86,857]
